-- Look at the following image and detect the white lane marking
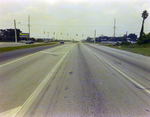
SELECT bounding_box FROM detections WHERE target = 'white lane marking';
[93,52,150,95]
[0,106,22,117]
[0,44,76,117]
[0,52,39,68]
[15,44,76,117]
[0,48,69,68]
[83,44,150,94]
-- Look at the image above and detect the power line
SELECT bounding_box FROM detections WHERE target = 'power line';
[0,23,145,30]
[30,24,113,28]
[145,30,150,32]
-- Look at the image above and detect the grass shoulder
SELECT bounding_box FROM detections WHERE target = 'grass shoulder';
[72,41,79,43]
[105,43,150,56]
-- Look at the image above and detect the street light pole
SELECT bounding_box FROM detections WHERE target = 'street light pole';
[14,19,17,43]
[113,18,116,43]
[28,15,30,40]
[47,32,49,39]
[94,30,96,44]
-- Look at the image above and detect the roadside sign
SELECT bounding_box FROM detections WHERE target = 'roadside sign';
[20,33,29,38]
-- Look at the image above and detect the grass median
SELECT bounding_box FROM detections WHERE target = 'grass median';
[105,43,150,56]
[0,43,57,53]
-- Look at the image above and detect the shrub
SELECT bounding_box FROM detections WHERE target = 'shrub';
[121,41,131,45]
[137,32,150,45]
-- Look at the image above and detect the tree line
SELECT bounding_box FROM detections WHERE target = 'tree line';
[85,33,138,43]
[0,29,21,42]
[85,10,150,45]
[0,29,36,42]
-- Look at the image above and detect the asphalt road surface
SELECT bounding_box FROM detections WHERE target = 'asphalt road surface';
[0,43,150,117]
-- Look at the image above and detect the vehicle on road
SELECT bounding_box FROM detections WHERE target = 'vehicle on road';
[20,40,26,43]
[44,40,49,43]
[26,40,34,44]
[60,40,64,44]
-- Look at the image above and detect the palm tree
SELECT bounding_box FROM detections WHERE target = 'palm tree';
[139,10,148,39]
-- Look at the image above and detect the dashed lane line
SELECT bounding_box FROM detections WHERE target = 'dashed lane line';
[83,44,150,95]
[93,52,150,95]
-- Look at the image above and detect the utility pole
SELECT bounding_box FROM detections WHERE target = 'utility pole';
[94,30,96,44]
[28,15,30,40]
[126,31,128,42]
[113,18,116,43]
[56,33,57,40]
[14,19,17,43]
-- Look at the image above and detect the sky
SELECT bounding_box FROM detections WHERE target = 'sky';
[0,0,150,41]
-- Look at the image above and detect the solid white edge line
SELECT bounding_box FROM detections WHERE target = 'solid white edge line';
[83,44,150,95]
[0,45,70,68]
[93,52,150,95]
[14,44,76,117]
[0,106,22,117]
[0,52,39,68]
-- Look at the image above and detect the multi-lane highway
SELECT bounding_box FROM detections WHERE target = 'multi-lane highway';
[0,42,150,117]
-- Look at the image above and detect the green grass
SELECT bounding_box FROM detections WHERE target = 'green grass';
[72,41,79,43]
[0,43,56,53]
[105,43,150,56]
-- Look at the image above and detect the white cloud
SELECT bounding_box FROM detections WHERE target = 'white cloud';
[0,0,150,40]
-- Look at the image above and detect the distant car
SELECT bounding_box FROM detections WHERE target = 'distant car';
[26,40,34,44]
[20,40,26,43]
[60,41,64,44]
[44,40,49,43]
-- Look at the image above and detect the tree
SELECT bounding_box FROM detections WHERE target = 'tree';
[37,39,43,42]
[0,29,22,42]
[137,32,150,45]
[86,37,92,42]
[139,10,148,40]
[128,33,137,41]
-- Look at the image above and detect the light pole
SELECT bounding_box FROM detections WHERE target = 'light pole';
[14,19,20,43]
[14,20,17,43]
[94,30,96,44]
[47,32,49,39]
[28,15,30,40]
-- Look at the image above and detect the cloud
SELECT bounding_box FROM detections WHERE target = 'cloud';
[0,0,150,39]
